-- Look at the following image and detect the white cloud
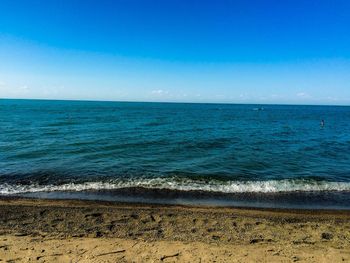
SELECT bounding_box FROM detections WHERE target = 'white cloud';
[296,92,311,99]
[0,84,30,98]
[238,93,250,100]
[326,96,339,101]
[151,89,169,95]
[19,85,29,92]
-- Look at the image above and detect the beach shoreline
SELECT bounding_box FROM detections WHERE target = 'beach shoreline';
[0,197,349,262]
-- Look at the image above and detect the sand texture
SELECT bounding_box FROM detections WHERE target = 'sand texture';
[0,198,349,262]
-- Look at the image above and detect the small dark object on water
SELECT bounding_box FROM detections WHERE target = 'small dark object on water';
[253,107,264,111]
[320,119,325,127]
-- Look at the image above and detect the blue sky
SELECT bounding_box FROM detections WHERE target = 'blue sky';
[0,0,350,104]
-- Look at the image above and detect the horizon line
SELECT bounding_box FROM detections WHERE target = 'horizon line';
[1,97,349,107]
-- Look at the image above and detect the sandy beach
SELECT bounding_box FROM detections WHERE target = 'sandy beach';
[0,197,349,262]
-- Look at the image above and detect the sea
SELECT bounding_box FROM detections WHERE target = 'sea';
[1,99,350,209]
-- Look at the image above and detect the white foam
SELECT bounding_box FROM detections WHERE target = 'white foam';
[1,177,350,195]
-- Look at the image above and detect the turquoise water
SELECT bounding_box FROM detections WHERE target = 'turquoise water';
[1,99,350,209]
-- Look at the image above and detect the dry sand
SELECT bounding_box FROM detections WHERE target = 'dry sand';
[0,197,349,262]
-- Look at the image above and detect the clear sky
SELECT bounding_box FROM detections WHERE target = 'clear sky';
[0,0,350,105]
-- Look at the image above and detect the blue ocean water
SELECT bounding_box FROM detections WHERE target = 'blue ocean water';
[1,99,350,209]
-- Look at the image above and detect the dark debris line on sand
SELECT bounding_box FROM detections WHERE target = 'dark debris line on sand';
[95,249,126,257]
[160,252,180,261]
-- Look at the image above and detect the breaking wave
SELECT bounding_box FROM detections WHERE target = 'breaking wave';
[1,177,350,195]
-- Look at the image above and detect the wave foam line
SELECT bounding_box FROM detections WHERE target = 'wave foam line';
[1,178,350,195]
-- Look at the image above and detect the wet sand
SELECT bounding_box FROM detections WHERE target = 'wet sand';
[0,197,349,262]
